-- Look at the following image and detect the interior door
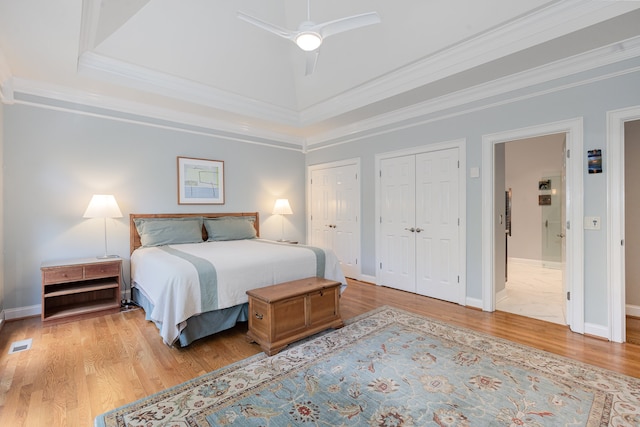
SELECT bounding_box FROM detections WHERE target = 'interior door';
[310,168,333,250]
[561,139,569,326]
[333,166,359,278]
[379,155,416,292]
[310,164,360,278]
[415,148,460,301]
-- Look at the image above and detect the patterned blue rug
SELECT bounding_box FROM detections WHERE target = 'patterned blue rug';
[95,306,640,426]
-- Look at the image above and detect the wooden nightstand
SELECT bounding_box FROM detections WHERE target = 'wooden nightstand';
[41,257,122,324]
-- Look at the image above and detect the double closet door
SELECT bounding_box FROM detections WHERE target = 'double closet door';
[309,163,359,279]
[378,148,461,303]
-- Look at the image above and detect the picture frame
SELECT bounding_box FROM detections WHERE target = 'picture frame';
[538,179,551,191]
[538,194,552,206]
[588,149,602,174]
[177,156,225,204]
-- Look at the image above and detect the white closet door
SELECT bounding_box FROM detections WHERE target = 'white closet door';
[310,168,333,250]
[379,155,416,292]
[415,148,460,301]
[333,166,359,278]
[310,164,360,278]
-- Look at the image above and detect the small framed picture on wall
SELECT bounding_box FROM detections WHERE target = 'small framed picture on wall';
[177,156,225,204]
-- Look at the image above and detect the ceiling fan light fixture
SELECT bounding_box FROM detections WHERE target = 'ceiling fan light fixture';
[295,32,322,51]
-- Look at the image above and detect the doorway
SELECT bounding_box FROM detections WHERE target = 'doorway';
[481,118,584,334]
[607,107,640,343]
[496,135,567,325]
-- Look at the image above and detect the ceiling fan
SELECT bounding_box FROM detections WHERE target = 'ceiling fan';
[237,1,380,76]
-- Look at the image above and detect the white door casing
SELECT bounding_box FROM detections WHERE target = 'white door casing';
[607,106,640,343]
[481,118,584,333]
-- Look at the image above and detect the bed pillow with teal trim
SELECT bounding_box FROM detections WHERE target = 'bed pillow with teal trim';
[204,217,257,241]
[134,217,204,247]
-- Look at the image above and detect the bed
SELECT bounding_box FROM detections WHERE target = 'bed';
[129,212,347,347]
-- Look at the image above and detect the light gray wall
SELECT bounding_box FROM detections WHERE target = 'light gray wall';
[2,104,305,311]
[0,100,4,316]
[505,135,564,261]
[625,120,640,307]
[306,68,640,328]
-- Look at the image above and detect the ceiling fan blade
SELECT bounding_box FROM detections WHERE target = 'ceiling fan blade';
[305,50,319,76]
[316,12,381,39]
[237,11,296,40]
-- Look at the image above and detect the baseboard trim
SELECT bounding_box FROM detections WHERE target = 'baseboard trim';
[466,297,483,309]
[358,274,377,284]
[584,322,609,340]
[496,288,508,304]
[4,304,41,320]
[626,304,640,318]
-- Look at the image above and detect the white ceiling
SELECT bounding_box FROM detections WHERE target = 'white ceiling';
[1,0,640,149]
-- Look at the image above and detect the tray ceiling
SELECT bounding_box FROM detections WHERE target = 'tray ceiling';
[1,0,640,148]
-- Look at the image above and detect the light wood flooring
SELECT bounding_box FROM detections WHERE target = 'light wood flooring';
[1,279,640,427]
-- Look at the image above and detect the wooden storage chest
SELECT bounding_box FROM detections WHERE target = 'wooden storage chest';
[246,277,343,355]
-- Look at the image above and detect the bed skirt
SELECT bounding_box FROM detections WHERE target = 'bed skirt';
[132,287,249,347]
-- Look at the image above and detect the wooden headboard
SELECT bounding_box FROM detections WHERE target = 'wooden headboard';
[129,212,260,254]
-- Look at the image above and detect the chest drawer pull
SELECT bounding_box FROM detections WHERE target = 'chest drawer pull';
[254,312,264,320]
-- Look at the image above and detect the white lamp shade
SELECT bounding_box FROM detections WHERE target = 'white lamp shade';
[272,199,293,215]
[83,195,123,218]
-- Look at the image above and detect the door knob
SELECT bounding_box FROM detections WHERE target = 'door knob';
[415,228,423,233]
[404,227,415,232]
[557,233,565,238]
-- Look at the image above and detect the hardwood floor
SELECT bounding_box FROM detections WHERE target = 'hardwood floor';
[1,279,640,426]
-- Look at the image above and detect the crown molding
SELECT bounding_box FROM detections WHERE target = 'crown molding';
[0,47,14,103]
[299,0,640,126]
[77,51,301,128]
[74,1,640,130]
[306,36,640,148]
[78,0,100,55]
[10,76,306,149]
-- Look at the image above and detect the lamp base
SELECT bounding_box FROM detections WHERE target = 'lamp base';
[97,254,121,259]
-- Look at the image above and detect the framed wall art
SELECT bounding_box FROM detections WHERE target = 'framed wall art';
[177,156,225,204]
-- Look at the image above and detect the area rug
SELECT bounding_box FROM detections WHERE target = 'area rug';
[95,306,640,426]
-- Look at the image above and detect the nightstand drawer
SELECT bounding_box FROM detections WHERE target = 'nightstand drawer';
[85,263,120,279]
[43,267,84,284]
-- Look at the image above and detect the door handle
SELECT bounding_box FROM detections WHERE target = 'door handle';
[415,228,423,233]
[557,233,565,238]
[404,227,415,232]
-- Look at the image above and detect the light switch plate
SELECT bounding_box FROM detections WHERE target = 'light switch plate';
[584,216,601,230]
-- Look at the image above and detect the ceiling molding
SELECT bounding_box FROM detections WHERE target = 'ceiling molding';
[0,48,13,103]
[299,0,640,125]
[306,36,640,147]
[72,1,640,131]
[9,34,640,151]
[78,0,100,55]
[10,76,306,148]
[77,51,301,127]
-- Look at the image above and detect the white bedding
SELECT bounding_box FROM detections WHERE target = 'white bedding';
[131,239,346,345]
